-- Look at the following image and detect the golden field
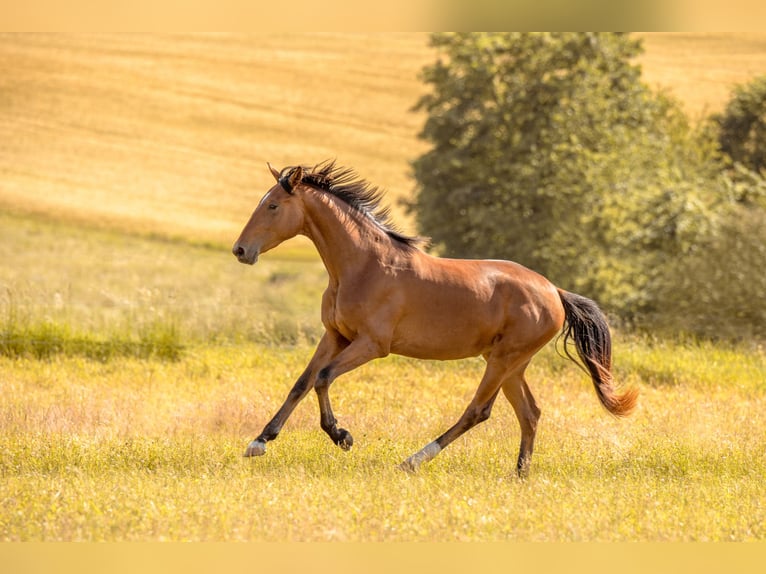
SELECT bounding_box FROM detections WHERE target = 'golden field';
[2,33,766,246]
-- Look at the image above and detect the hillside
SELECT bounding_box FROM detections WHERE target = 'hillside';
[637,32,766,119]
[0,33,432,245]
[2,33,766,248]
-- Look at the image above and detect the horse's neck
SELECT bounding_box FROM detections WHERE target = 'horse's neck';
[301,191,382,285]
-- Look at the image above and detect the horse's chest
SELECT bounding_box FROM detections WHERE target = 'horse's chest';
[322,288,363,340]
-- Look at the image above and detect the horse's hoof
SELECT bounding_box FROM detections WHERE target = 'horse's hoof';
[398,441,440,473]
[336,428,353,451]
[243,440,266,457]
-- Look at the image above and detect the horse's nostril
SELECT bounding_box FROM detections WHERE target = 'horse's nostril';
[233,245,245,258]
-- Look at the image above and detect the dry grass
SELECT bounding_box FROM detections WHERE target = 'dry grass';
[0,33,431,244]
[1,340,764,541]
[637,32,766,119]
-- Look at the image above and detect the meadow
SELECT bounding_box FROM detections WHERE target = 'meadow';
[2,263,765,540]
[2,33,766,542]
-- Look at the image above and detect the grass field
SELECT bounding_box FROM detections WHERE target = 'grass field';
[2,33,766,541]
[2,313,765,541]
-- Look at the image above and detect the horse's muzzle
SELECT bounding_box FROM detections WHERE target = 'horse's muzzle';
[232,243,258,265]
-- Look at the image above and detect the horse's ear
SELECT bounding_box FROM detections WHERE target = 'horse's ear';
[287,166,303,190]
[267,162,280,182]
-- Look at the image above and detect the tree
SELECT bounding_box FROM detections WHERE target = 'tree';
[643,78,766,341]
[411,33,726,322]
[647,205,766,341]
[714,75,766,175]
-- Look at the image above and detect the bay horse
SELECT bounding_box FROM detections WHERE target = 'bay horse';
[232,160,637,477]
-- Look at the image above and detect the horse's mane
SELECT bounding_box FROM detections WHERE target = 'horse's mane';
[283,160,425,248]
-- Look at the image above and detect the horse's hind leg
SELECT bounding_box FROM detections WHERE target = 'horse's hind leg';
[399,354,513,472]
[501,363,541,478]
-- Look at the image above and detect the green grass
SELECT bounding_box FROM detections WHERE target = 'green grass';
[0,211,327,351]
[0,315,182,361]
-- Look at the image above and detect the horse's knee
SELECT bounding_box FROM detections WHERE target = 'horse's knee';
[315,366,333,391]
[530,397,541,423]
[527,407,540,432]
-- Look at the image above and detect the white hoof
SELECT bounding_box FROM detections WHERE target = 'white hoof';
[398,458,419,474]
[398,441,441,473]
[244,440,266,457]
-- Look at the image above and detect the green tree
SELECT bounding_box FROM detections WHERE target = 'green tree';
[714,75,766,175]
[643,79,766,341]
[411,33,726,322]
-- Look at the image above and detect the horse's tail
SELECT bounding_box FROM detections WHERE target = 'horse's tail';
[557,289,638,417]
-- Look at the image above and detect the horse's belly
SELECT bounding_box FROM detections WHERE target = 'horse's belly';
[391,340,484,361]
[390,310,498,360]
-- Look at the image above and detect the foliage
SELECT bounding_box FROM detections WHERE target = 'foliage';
[413,33,648,264]
[646,204,766,341]
[713,75,766,175]
[641,79,766,341]
[411,33,764,336]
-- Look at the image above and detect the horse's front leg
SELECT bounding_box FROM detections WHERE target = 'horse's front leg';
[244,331,346,457]
[314,334,388,451]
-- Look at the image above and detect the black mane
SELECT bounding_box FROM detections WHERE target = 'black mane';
[283,160,424,248]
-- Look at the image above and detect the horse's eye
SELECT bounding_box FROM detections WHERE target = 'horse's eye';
[268,204,278,210]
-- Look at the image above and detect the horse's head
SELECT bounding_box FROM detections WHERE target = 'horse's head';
[232,163,306,264]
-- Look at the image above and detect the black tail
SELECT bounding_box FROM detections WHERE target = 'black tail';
[557,289,637,417]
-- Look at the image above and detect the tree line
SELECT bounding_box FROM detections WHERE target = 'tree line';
[411,33,766,342]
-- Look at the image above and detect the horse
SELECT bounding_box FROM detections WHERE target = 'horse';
[232,160,637,477]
